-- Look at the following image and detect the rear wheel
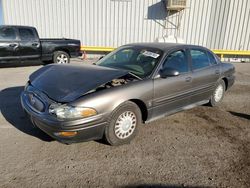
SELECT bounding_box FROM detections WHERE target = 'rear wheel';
[209,80,226,106]
[104,101,141,146]
[53,51,70,64]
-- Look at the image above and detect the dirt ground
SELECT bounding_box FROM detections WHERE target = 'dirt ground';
[0,60,249,188]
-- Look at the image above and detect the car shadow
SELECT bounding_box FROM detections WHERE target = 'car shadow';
[0,86,53,142]
[228,111,250,120]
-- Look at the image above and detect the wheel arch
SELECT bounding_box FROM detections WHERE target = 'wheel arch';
[221,77,228,90]
[53,48,71,57]
[129,99,148,123]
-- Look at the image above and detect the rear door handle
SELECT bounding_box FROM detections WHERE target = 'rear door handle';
[185,77,192,82]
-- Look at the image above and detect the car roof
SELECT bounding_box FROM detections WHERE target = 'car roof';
[0,25,35,29]
[123,42,209,52]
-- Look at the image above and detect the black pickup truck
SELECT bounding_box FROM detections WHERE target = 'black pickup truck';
[0,25,81,65]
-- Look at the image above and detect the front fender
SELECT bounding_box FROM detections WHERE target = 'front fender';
[70,79,153,117]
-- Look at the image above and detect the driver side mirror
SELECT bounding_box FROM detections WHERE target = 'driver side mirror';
[160,67,179,78]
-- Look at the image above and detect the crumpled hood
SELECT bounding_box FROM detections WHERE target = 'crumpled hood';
[29,64,128,102]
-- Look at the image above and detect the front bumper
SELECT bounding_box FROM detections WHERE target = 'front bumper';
[21,91,107,144]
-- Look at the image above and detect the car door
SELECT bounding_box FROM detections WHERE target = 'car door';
[188,48,221,104]
[18,27,41,63]
[0,26,20,64]
[152,48,192,118]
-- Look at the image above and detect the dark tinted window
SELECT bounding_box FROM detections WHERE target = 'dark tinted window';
[207,51,217,65]
[0,27,17,40]
[163,50,188,73]
[190,50,210,70]
[19,28,36,40]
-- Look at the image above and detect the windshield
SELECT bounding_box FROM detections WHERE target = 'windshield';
[96,46,163,78]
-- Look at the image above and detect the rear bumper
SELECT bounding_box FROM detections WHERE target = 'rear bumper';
[70,51,82,58]
[21,92,107,144]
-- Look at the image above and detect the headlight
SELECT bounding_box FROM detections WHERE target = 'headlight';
[49,104,97,119]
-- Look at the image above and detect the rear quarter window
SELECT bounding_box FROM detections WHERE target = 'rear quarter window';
[207,51,218,65]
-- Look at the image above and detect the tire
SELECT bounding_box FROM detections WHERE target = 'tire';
[53,51,70,64]
[209,80,226,107]
[104,101,142,146]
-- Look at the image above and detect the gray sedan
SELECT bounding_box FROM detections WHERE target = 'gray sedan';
[21,43,235,145]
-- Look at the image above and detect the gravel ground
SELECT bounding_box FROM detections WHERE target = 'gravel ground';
[0,60,249,188]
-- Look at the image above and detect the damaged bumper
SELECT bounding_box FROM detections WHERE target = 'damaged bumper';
[21,91,107,144]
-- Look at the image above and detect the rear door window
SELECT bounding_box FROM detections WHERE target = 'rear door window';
[0,27,17,41]
[19,28,37,41]
[190,49,210,70]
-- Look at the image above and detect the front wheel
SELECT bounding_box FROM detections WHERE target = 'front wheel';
[209,80,226,106]
[104,101,141,146]
[53,51,70,64]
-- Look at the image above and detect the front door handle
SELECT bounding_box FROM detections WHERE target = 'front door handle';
[185,77,192,82]
[215,70,220,75]
[9,43,18,47]
[32,42,40,47]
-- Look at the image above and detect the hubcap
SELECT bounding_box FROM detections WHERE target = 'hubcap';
[114,111,137,139]
[214,84,224,102]
[56,54,68,64]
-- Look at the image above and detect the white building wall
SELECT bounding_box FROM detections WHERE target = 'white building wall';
[1,0,250,50]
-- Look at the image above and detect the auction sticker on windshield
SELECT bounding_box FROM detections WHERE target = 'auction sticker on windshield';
[142,51,160,59]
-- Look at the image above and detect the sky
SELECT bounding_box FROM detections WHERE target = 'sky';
[0,0,3,25]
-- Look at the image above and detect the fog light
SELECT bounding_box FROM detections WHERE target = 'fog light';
[55,131,77,137]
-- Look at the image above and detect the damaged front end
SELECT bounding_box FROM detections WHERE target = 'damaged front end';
[28,64,140,103]
[87,73,140,94]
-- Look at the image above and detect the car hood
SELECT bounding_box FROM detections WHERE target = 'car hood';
[29,64,129,102]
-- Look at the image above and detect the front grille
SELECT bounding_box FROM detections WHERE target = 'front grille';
[28,93,45,112]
